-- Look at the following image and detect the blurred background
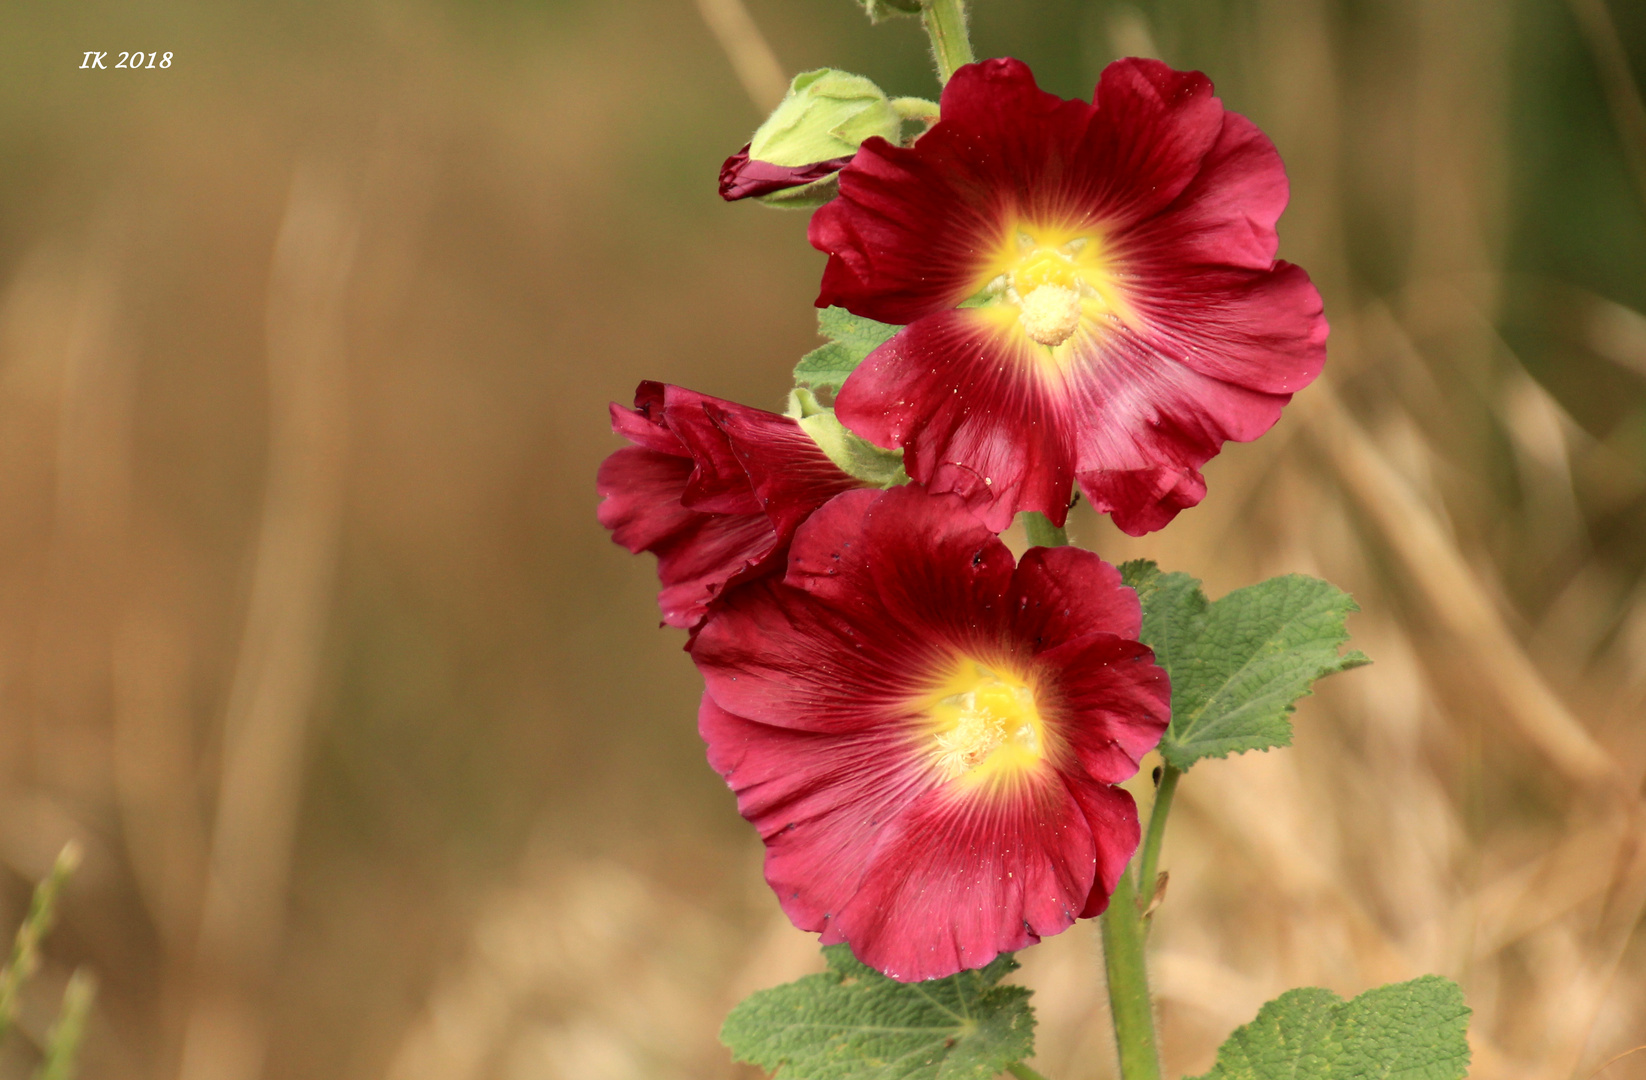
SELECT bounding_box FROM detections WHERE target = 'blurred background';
[0,0,1642,1077]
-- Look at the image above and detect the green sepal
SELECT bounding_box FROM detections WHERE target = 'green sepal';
[721,944,1037,1080]
[1120,561,1370,770]
[751,70,904,168]
[793,307,900,395]
[1190,976,1471,1080]
[754,172,841,210]
[790,388,907,488]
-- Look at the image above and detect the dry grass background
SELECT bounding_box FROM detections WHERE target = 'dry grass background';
[0,0,1642,1078]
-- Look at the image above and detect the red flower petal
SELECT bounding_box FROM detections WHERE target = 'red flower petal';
[784,485,1017,617]
[834,311,1077,533]
[596,445,777,628]
[813,57,1327,534]
[1137,110,1290,271]
[705,402,862,537]
[1038,632,1171,782]
[700,694,931,933]
[826,776,1098,982]
[690,486,1168,979]
[1066,780,1141,918]
[1008,546,1143,648]
[719,144,856,202]
[597,383,861,629]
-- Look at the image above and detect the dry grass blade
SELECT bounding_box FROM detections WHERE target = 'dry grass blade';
[1590,1045,1646,1079]
[178,166,356,1080]
[1299,379,1618,790]
[694,0,788,112]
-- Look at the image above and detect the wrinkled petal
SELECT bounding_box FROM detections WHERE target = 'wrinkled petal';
[598,382,864,629]
[596,446,776,628]
[707,403,862,537]
[691,574,935,733]
[786,486,1016,625]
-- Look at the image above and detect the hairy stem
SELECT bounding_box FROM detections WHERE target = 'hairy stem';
[920,0,974,84]
[1100,872,1164,1080]
[1022,511,1068,548]
[1134,763,1180,926]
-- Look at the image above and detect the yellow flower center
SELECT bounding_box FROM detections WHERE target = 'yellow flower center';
[921,658,1048,786]
[972,222,1132,354]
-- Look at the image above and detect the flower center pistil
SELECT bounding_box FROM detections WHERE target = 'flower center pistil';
[1008,244,1086,348]
[926,661,1046,784]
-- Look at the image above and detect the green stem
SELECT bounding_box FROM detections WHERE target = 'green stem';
[1005,1064,1053,1080]
[1100,872,1164,1080]
[1021,511,1068,549]
[1134,763,1180,924]
[920,0,974,84]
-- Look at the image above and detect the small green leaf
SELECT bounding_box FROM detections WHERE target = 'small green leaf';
[1120,561,1369,770]
[721,945,1036,1080]
[793,308,900,394]
[1190,975,1472,1080]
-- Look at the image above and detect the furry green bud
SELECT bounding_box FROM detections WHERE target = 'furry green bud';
[721,70,934,209]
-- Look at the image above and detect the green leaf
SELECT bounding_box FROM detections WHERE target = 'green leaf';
[1189,976,1472,1080]
[1119,561,1370,770]
[721,945,1036,1080]
[793,308,900,394]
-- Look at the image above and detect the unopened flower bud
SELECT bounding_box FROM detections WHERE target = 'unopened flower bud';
[720,70,932,209]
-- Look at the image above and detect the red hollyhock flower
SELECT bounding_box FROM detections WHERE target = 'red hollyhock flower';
[597,382,863,629]
[690,485,1168,981]
[810,57,1328,536]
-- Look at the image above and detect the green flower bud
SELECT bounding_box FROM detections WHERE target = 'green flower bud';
[752,69,902,167]
[720,70,938,209]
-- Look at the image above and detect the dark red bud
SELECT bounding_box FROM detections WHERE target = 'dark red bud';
[718,144,857,202]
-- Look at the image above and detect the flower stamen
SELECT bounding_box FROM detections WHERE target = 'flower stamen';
[925,661,1046,783]
[1018,283,1083,346]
